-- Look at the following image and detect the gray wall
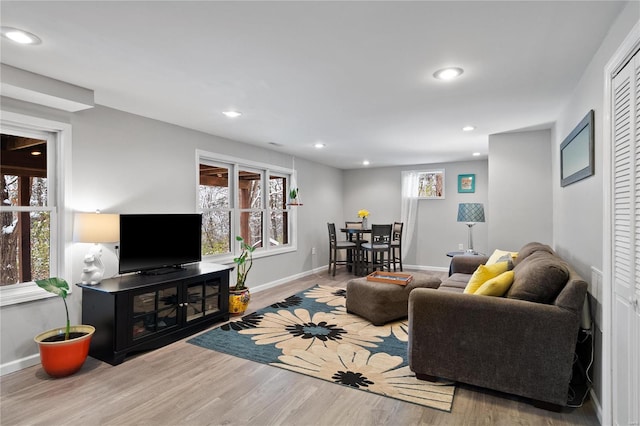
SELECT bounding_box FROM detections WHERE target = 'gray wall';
[552,1,639,412]
[488,129,553,251]
[343,160,488,269]
[0,100,343,372]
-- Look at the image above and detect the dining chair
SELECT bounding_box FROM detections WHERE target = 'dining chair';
[327,223,357,276]
[391,221,404,271]
[344,221,369,243]
[360,224,392,274]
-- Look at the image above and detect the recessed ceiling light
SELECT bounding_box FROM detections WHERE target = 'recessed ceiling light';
[222,111,242,118]
[433,67,464,81]
[462,126,475,132]
[31,150,42,156]
[313,143,325,149]
[362,160,370,166]
[1,27,41,45]
[473,152,481,156]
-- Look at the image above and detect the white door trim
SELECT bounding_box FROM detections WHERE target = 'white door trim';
[602,20,640,426]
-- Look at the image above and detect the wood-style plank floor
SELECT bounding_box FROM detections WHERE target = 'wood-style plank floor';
[0,269,600,426]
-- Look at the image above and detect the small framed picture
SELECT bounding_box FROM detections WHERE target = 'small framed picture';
[458,174,475,193]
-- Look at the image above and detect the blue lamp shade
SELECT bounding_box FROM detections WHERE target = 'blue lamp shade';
[457,203,485,223]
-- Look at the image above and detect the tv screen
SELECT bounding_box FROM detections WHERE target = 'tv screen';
[119,213,202,274]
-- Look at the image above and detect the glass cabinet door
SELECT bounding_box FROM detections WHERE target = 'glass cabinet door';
[185,278,221,323]
[131,286,179,340]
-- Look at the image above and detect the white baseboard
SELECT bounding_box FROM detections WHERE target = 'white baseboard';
[249,265,327,294]
[403,264,449,274]
[589,387,603,425]
[1,353,40,376]
[250,264,447,295]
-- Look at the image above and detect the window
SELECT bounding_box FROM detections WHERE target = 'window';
[198,151,296,260]
[268,174,289,247]
[0,113,69,306]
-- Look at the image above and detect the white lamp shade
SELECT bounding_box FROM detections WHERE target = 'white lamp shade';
[73,213,120,243]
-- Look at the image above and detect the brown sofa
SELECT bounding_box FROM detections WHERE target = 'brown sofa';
[408,243,588,410]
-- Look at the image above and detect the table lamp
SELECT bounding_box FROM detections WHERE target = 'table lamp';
[73,212,119,284]
[457,203,485,254]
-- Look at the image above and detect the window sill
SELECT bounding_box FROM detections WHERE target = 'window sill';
[0,282,57,307]
[202,244,296,266]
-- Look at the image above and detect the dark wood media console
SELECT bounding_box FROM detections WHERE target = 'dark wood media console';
[78,262,231,365]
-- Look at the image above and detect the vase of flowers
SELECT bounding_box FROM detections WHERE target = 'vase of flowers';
[358,209,370,229]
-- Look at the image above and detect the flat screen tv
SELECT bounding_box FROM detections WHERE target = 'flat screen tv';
[119,213,202,274]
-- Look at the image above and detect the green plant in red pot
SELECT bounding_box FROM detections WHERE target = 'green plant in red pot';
[34,277,95,378]
[229,236,255,315]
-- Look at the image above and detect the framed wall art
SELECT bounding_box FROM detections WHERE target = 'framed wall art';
[416,170,445,199]
[458,174,475,193]
[561,110,594,187]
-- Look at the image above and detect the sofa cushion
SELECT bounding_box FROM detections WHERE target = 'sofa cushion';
[439,273,469,293]
[513,242,554,266]
[474,270,515,296]
[507,251,569,303]
[463,261,510,294]
[486,249,518,266]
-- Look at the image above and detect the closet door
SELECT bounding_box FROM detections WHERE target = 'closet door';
[612,50,639,426]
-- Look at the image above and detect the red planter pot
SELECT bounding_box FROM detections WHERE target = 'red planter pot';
[34,325,95,378]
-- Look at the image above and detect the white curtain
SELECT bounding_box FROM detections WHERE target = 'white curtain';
[400,171,419,261]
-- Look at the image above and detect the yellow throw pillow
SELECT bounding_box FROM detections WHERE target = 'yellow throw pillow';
[486,249,518,265]
[463,261,510,294]
[474,271,515,296]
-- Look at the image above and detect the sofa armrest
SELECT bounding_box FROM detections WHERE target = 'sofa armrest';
[449,254,489,274]
[408,289,581,405]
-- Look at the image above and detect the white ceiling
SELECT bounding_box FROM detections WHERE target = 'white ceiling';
[0,1,627,169]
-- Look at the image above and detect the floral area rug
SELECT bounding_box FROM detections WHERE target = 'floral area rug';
[187,285,455,412]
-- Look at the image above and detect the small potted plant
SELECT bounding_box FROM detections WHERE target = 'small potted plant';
[229,236,255,315]
[288,187,301,205]
[33,277,95,378]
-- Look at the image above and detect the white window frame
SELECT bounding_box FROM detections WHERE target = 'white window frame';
[0,112,71,306]
[196,150,297,264]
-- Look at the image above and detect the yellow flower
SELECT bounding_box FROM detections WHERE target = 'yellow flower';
[358,209,370,218]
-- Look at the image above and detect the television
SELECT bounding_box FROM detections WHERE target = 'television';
[119,213,202,274]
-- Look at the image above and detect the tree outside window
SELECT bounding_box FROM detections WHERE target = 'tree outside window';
[199,156,292,258]
[1,133,53,285]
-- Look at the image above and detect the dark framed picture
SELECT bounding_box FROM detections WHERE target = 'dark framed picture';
[458,174,475,193]
[561,110,594,187]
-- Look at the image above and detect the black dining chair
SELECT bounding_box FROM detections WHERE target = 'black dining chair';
[360,224,392,274]
[327,223,357,276]
[391,221,404,271]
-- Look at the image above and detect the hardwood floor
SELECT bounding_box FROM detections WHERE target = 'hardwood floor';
[0,269,600,426]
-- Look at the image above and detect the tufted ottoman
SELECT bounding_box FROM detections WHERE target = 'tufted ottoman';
[346,272,442,325]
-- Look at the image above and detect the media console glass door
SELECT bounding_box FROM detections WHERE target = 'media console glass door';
[131,284,180,342]
[185,278,223,322]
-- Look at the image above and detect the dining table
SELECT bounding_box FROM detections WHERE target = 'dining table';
[340,227,372,275]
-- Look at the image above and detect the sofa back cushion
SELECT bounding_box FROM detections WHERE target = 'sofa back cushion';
[513,242,555,266]
[506,251,569,304]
